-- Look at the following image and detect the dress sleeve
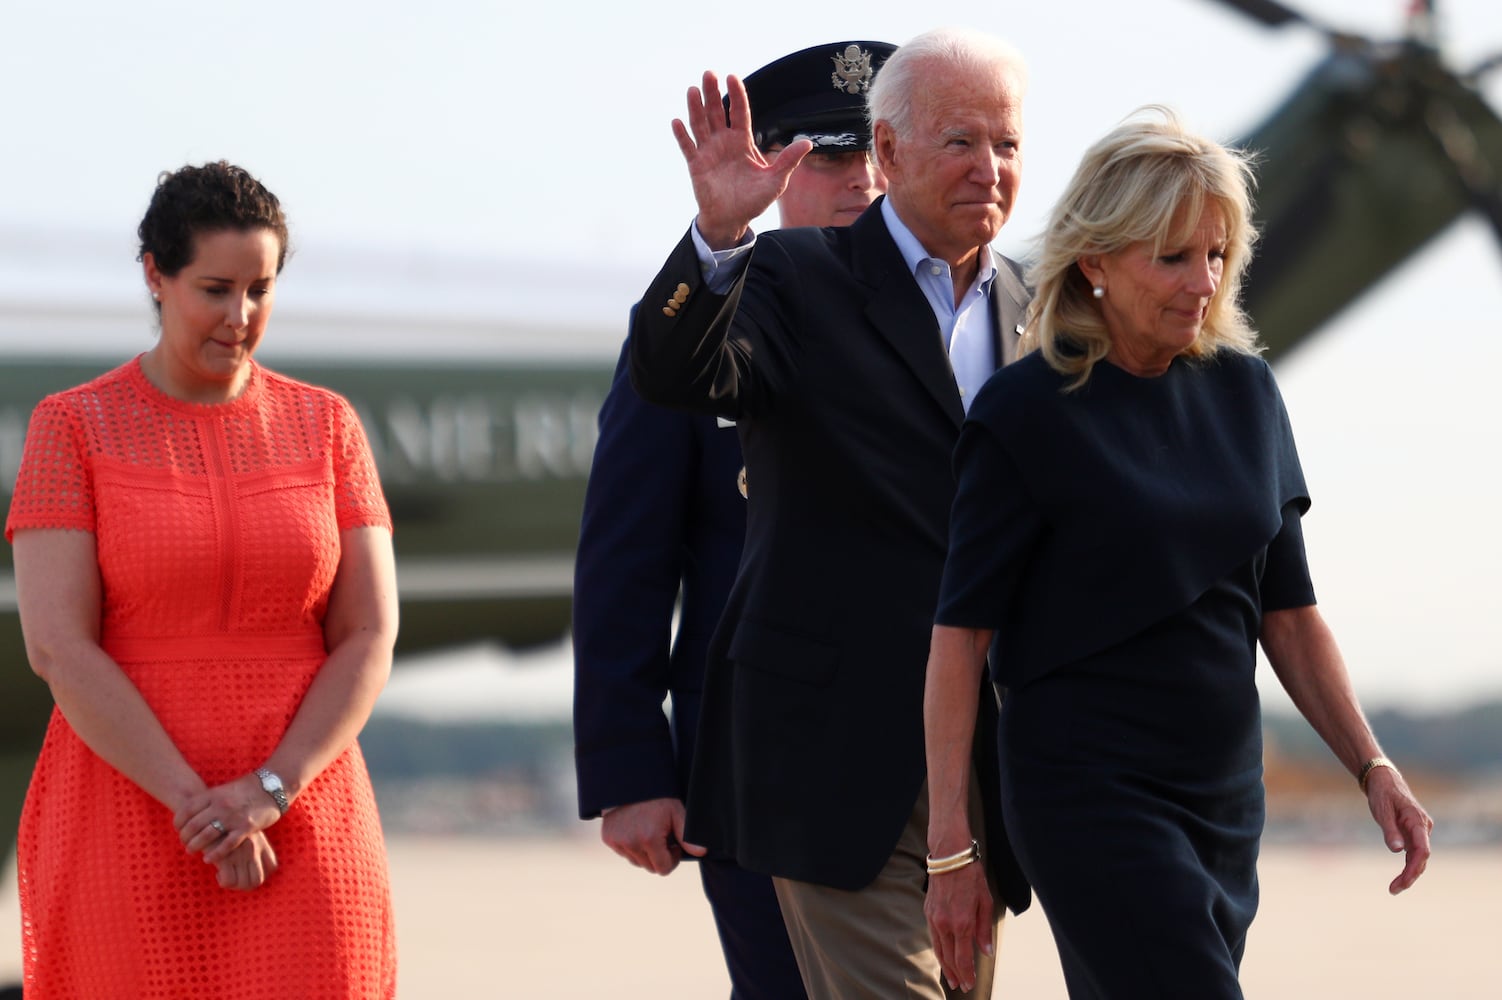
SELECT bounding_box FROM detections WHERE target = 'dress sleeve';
[330,395,391,533]
[934,421,1042,629]
[1261,499,1316,611]
[5,394,95,541]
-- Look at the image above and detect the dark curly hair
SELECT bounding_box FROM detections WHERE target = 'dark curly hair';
[136,161,290,278]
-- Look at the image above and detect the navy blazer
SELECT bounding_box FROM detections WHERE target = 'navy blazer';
[572,340,746,819]
[629,200,1032,912]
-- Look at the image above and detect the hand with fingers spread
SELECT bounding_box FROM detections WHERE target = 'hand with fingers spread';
[1363,765,1434,894]
[672,71,812,250]
[601,797,708,876]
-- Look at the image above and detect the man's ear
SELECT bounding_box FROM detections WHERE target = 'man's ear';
[873,120,899,176]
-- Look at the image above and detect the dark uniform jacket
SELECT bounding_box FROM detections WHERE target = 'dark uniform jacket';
[573,340,746,818]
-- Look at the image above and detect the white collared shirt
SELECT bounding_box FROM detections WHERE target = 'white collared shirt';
[880,200,996,413]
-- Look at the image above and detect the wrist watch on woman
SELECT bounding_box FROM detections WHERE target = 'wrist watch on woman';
[255,766,290,814]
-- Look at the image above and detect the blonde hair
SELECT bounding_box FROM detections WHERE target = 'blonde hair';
[1022,106,1260,389]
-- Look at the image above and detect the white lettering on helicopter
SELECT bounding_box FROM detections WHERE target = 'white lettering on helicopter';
[353,391,601,484]
[0,390,602,494]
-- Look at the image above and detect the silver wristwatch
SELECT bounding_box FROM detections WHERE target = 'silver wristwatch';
[255,766,290,814]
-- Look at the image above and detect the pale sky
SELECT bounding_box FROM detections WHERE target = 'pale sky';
[4,0,1500,710]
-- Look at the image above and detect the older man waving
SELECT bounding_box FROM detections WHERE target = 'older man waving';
[629,28,1034,999]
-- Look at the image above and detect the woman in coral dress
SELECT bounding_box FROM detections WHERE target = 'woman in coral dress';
[5,161,398,998]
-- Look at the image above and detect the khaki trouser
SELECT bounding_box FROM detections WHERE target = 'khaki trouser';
[774,776,1002,999]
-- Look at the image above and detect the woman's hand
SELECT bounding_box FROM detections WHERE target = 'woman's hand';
[1261,606,1436,895]
[211,829,280,891]
[922,624,997,992]
[926,861,995,993]
[175,772,283,863]
[1363,765,1434,894]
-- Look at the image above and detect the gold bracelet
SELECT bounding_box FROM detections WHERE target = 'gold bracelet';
[926,840,980,876]
[928,854,980,876]
[1358,756,1396,793]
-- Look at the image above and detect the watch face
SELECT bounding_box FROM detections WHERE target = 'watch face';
[257,768,290,812]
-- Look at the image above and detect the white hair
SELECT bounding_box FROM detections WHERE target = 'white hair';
[867,27,1028,141]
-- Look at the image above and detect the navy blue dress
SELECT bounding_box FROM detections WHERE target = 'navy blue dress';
[936,350,1315,999]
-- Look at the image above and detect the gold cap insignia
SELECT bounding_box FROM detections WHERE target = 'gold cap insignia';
[830,45,875,95]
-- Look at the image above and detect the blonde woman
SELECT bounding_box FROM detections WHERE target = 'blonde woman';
[921,109,1432,998]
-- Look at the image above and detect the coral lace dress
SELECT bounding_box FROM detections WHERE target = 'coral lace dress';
[5,357,397,999]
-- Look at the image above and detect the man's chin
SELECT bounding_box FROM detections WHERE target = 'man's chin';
[957,207,1005,243]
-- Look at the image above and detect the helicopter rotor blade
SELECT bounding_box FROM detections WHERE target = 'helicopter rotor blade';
[1466,52,1502,83]
[1422,97,1502,253]
[1473,191,1502,251]
[1202,0,1311,29]
[1202,0,1364,47]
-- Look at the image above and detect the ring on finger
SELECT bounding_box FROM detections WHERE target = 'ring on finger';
[210,820,227,836]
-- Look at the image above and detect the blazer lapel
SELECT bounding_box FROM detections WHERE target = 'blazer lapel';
[850,203,967,429]
[990,255,1031,367]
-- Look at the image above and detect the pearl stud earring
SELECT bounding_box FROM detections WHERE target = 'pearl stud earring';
[1092,285,1105,300]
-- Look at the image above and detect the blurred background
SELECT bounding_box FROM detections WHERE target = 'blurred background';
[3,0,1500,995]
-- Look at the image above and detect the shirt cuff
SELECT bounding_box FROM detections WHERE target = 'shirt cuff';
[691,218,756,294]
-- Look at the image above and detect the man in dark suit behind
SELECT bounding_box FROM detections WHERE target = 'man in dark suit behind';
[629,27,1034,1000]
[572,41,895,999]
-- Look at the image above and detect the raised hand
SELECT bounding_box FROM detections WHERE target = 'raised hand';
[671,71,812,250]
